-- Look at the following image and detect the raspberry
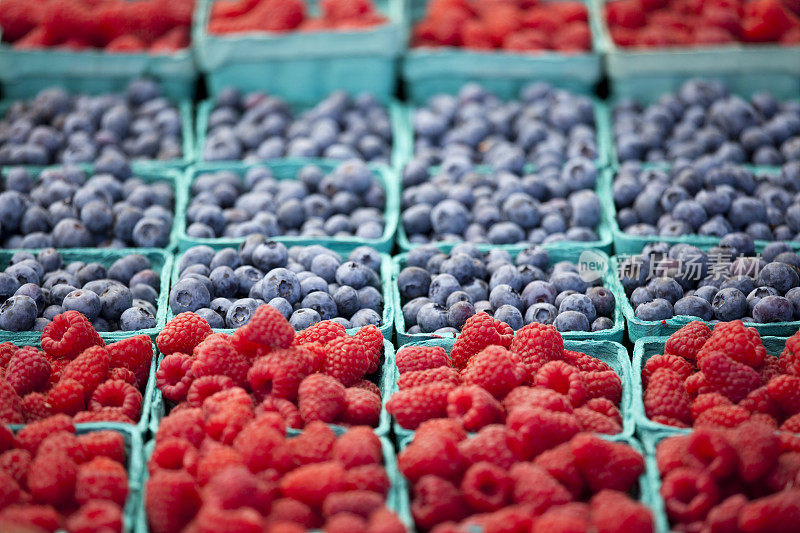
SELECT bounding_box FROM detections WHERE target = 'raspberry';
[697,321,766,368]
[644,369,692,426]
[656,435,689,476]
[324,512,367,532]
[76,430,124,464]
[37,430,87,464]
[568,352,612,373]
[508,322,563,373]
[233,415,294,473]
[238,304,295,350]
[416,418,467,443]
[322,490,383,519]
[684,428,737,480]
[75,407,135,424]
[16,414,74,454]
[295,320,347,346]
[248,350,309,401]
[196,445,247,485]
[398,366,460,390]
[75,456,128,506]
[503,386,573,414]
[664,321,711,361]
[0,470,19,509]
[203,465,275,512]
[324,336,370,386]
[192,336,250,387]
[764,452,800,492]
[507,406,579,460]
[399,433,465,483]
[90,379,143,421]
[187,375,235,407]
[643,353,693,387]
[584,397,622,423]
[532,442,583,499]
[332,426,382,468]
[41,311,104,360]
[757,354,782,384]
[66,500,123,533]
[534,360,587,406]
[149,437,197,473]
[5,348,50,397]
[146,469,201,533]
[695,405,750,429]
[386,381,456,430]
[509,462,571,512]
[27,450,77,507]
[203,397,255,445]
[766,375,800,415]
[298,342,327,373]
[0,343,16,367]
[457,424,516,470]
[660,467,719,523]
[779,433,800,452]
[0,450,26,486]
[107,334,153,388]
[705,495,747,533]
[690,392,732,420]
[446,385,504,431]
[0,378,21,424]
[157,312,212,356]
[342,387,381,426]
[738,489,800,532]
[157,408,206,447]
[157,353,194,403]
[109,367,137,385]
[475,504,536,533]
[462,346,527,399]
[460,461,512,512]
[62,346,111,400]
[684,371,713,398]
[280,460,348,507]
[354,325,383,374]
[698,350,762,403]
[267,498,316,528]
[590,490,654,533]
[740,386,783,419]
[395,345,450,374]
[255,396,303,429]
[411,475,469,530]
[780,331,800,376]
[451,313,514,370]
[0,0,42,42]
[533,503,591,532]
[574,407,622,434]
[0,504,61,533]
[46,358,69,387]
[728,421,779,483]
[192,333,231,358]
[189,505,265,533]
[367,507,406,533]
[297,373,346,423]
[571,434,644,493]
[287,421,336,464]
[782,413,800,432]
[345,464,390,495]
[19,392,50,422]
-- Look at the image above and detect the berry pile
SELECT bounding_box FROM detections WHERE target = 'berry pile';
[172,241,383,330]
[642,320,800,431]
[0,166,174,250]
[203,90,392,163]
[656,423,800,531]
[613,79,800,166]
[399,423,651,531]
[155,307,385,429]
[606,0,800,47]
[0,419,131,532]
[146,420,403,533]
[619,239,800,323]
[410,83,598,171]
[0,79,184,166]
[614,162,800,242]
[0,0,192,51]
[208,0,387,34]
[398,244,615,334]
[0,313,153,424]
[387,314,624,433]
[412,0,591,51]
[0,250,161,333]
[186,160,386,241]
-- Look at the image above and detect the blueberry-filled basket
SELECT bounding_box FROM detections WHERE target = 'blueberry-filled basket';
[389,337,635,443]
[392,247,624,346]
[193,0,405,103]
[149,338,396,438]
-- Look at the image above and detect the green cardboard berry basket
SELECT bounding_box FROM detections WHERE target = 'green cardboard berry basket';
[0,248,173,343]
[193,0,405,103]
[169,243,394,339]
[402,0,602,104]
[176,161,399,254]
[393,247,623,346]
[149,338,396,438]
[631,335,789,437]
[389,337,635,444]
[591,0,800,101]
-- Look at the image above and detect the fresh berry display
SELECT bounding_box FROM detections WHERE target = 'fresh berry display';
[387,314,625,433]
[0,166,174,250]
[0,0,193,51]
[0,250,161,333]
[412,0,591,51]
[399,423,651,531]
[155,307,385,429]
[642,320,800,431]
[605,0,800,47]
[614,161,800,242]
[172,241,384,330]
[185,160,387,241]
[202,89,392,163]
[209,0,387,34]
[618,239,800,323]
[613,79,800,165]
[0,315,153,424]
[410,83,598,171]
[398,244,615,334]
[0,420,131,532]
[655,423,800,531]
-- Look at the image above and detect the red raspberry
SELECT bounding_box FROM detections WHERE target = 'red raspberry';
[248,350,309,400]
[266,497,316,527]
[196,445,247,485]
[574,407,622,434]
[457,424,516,470]
[149,437,197,473]
[779,433,800,452]
[67,500,123,533]
[333,426,382,468]
[354,325,383,374]
[664,321,711,361]
[27,450,77,507]
[46,357,69,387]
[684,428,737,480]
[503,28,548,50]
[757,353,782,384]
[396,345,450,374]
[728,421,779,483]
[0,424,17,454]
[643,353,693,387]
[451,313,514,370]
[324,336,369,386]
[508,462,571,512]
[704,494,748,533]
[462,346,527,399]
[324,512,366,532]
[186,375,235,407]
[699,350,762,403]
[398,366,460,390]
[570,434,644,493]
[188,504,265,533]
[411,475,469,530]
[157,312,212,356]
[41,311,104,360]
[367,507,405,533]
[740,386,783,419]
[297,342,327,373]
[211,0,261,19]
[62,346,110,400]
[780,331,800,376]
[0,0,42,42]
[298,374,346,423]
[584,397,622,424]
[255,396,303,429]
[399,433,465,483]
[446,385,504,431]
[0,342,16,367]
[690,392,732,420]
[695,405,751,429]
[109,367,137,385]
[698,321,766,368]
[5,348,50,397]
[287,421,336,464]
[739,489,800,532]
[764,452,800,492]
[107,335,153,388]
[0,469,19,509]
[345,464,390,495]
[644,368,692,426]
[503,386,573,414]
[0,449,30,488]
[656,435,688,476]
[192,336,250,387]
[782,413,800,432]
[386,381,456,430]
[150,26,191,52]
[767,375,800,415]
[44,377,83,416]
[534,360,587,406]
[0,378,20,423]
[89,379,143,421]
[16,414,73,454]
[203,464,275,512]
[233,416,294,474]
[322,490,383,519]
[568,352,612,373]
[76,430,125,464]
[146,469,201,533]
[684,371,713,398]
[74,407,135,424]
[507,406,579,460]
[417,418,467,443]
[20,392,51,422]
[508,322,563,374]
[294,320,347,345]
[590,490,654,533]
[156,353,194,403]
[203,395,255,445]
[533,503,591,532]
[342,387,381,426]
[280,460,348,507]
[75,456,128,506]
[532,442,583,499]
[238,305,295,350]
[461,461,512,512]
[0,504,61,532]
[321,0,374,21]
[157,408,206,447]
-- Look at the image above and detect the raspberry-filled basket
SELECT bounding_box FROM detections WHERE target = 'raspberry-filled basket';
[632,321,800,435]
[386,316,635,443]
[193,0,405,102]
[392,247,623,346]
[176,161,400,254]
[0,417,145,532]
[150,308,396,437]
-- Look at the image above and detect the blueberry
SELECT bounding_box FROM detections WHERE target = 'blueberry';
[261,268,301,303]
[720,275,757,298]
[300,276,328,298]
[226,298,261,328]
[489,284,523,312]
[350,308,381,328]
[407,247,440,269]
[525,303,557,325]
[132,284,158,305]
[109,254,151,284]
[462,279,489,303]
[635,299,674,321]
[357,286,382,312]
[786,287,800,319]
[179,246,216,273]
[252,242,289,271]
[300,291,337,320]
[61,289,101,320]
[550,272,587,294]
[673,296,713,321]
[428,274,461,306]
[0,273,20,302]
[752,295,793,323]
[209,266,238,298]
[182,274,214,299]
[474,300,493,314]
[558,293,597,323]
[592,317,614,331]
[234,266,263,297]
[554,310,590,332]
[648,277,684,305]
[210,297,233,317]
[397,267,431,300]
[494,305,523,330]
[96,284,132,322]
[210,248,242,270]
[489,264,523,293]
[694,285,718,303]
[170,277,211,314]
[335,261,371,290]
[330,286,359,319]
[43,305,62,320]
[0,295,37,331]
[196,307,225,328]
[758,262,800,294]
[119,306,156,331]
[403,297,431,328]
[129,269,161,290]
[447,300,475,329]
[180,264,211,278]
[266,297,293,319]
[712,288,748,321]
[290,308,322,330]
[587,286,615,317]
